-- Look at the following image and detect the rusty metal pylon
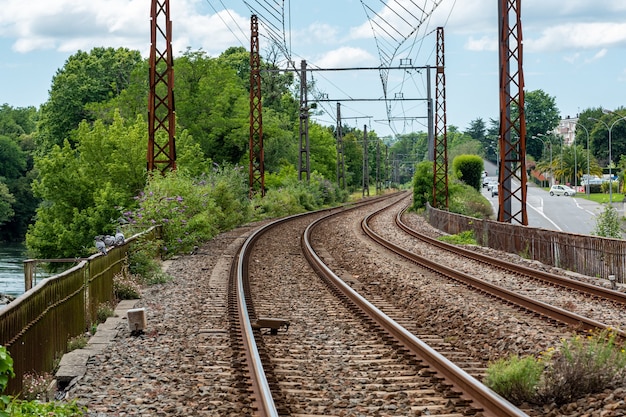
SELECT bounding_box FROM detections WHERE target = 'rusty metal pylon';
[249,15,265,197]
[432,26,448,209]
[498,0,527,224]
[147,0,176,173]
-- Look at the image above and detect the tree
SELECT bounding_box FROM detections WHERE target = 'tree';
[515,90,560,160]
[38,47,143,150]
[175,50,249,164]
[0,181,15,226]
[465,118,487,143]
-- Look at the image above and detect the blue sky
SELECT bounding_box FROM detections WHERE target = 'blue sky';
[0,0,625,139]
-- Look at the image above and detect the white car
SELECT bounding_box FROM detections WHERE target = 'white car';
[549,185,576,196]
[486,181,498,192]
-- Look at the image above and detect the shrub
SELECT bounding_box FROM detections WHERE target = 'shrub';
[67,334,88,352]
[537,330,626,404]
[438,230,477,245]
[0,348,85,416]
[485,330,626,406]
[21,371,53,401]
[593,204,622,238]
[96,302,115,324]
[124,166,252,257]
[113,270,142,300]
[483,354,543,404]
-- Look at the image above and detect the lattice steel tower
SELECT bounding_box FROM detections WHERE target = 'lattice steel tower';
[249,15,265,197]
[498,0,527,224]
[147,0,176,173]
[432,27,448,209]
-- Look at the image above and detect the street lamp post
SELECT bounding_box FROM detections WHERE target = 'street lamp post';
[590,113,626,204]
[577,123,590,196]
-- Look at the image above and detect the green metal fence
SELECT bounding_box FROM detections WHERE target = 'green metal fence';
[0,226,160,395]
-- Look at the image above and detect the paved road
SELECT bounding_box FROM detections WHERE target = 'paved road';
[482,162,622,236]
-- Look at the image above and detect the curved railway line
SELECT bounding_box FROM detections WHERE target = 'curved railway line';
[362,195,626,337]
[66,191,626,416]
[231,193,527,416]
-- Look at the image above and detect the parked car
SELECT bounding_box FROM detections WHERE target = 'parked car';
[549,185,576,196]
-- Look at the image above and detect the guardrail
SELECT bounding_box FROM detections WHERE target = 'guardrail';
[426,205,625,283]
[0,226,160,395]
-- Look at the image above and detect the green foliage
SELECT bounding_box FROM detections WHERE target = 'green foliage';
[125,166,252,257]
[0,346,15,394]
[27,112,148,259]
[411,161,434,209]
[113,271,142,300]
[437,230,477,245]
[0,182,15,226]
[38,47,143,150]
[593,204,622,238]
[21,371,53,401]
[254,166,347,219]
[485,330,626,406]
[484,354,543,405]
[0,348,85,416]
[448,181,494,219]
[538,330,626,405]
[67,334,88,352]
[175,49,249,164]
[520,89,561,160]
[452,154,484,190]
[2,398,86,416]
[96,302,115,324]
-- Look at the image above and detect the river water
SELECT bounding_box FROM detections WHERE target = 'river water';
[0,242,42,297]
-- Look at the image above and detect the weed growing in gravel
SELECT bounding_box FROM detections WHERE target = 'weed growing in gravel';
[96,302,115,323]
[113,266,142,300]
[437,230,477,245]
[485,329,626,406]
[537,329,626,404]
[66,334,88,352]
[483,354,543,404]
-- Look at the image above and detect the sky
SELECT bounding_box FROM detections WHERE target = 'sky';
[0,0,625,139]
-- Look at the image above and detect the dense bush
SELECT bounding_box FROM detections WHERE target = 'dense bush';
[448,180,493,219]
[124,165,252,257]
[452,154,484,190]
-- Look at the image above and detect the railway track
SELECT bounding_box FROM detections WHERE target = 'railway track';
[361,195,626,338]
[230,193,527,416]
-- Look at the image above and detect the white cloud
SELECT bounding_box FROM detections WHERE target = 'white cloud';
[526,22,626,53]
[465,36,497,52]
[314,46,376,68]
[0,0,250,57]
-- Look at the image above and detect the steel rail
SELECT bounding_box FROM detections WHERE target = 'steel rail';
[361,204,626,339]
[303,210,529,417]
[234,193,403,416]
[395,205,626,305]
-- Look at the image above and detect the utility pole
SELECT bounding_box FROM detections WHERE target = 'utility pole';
[249,15,265,197]
[147,0,176,173]
[298,60,310,181]
[362,125,369,197]
[336,103,346,189]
